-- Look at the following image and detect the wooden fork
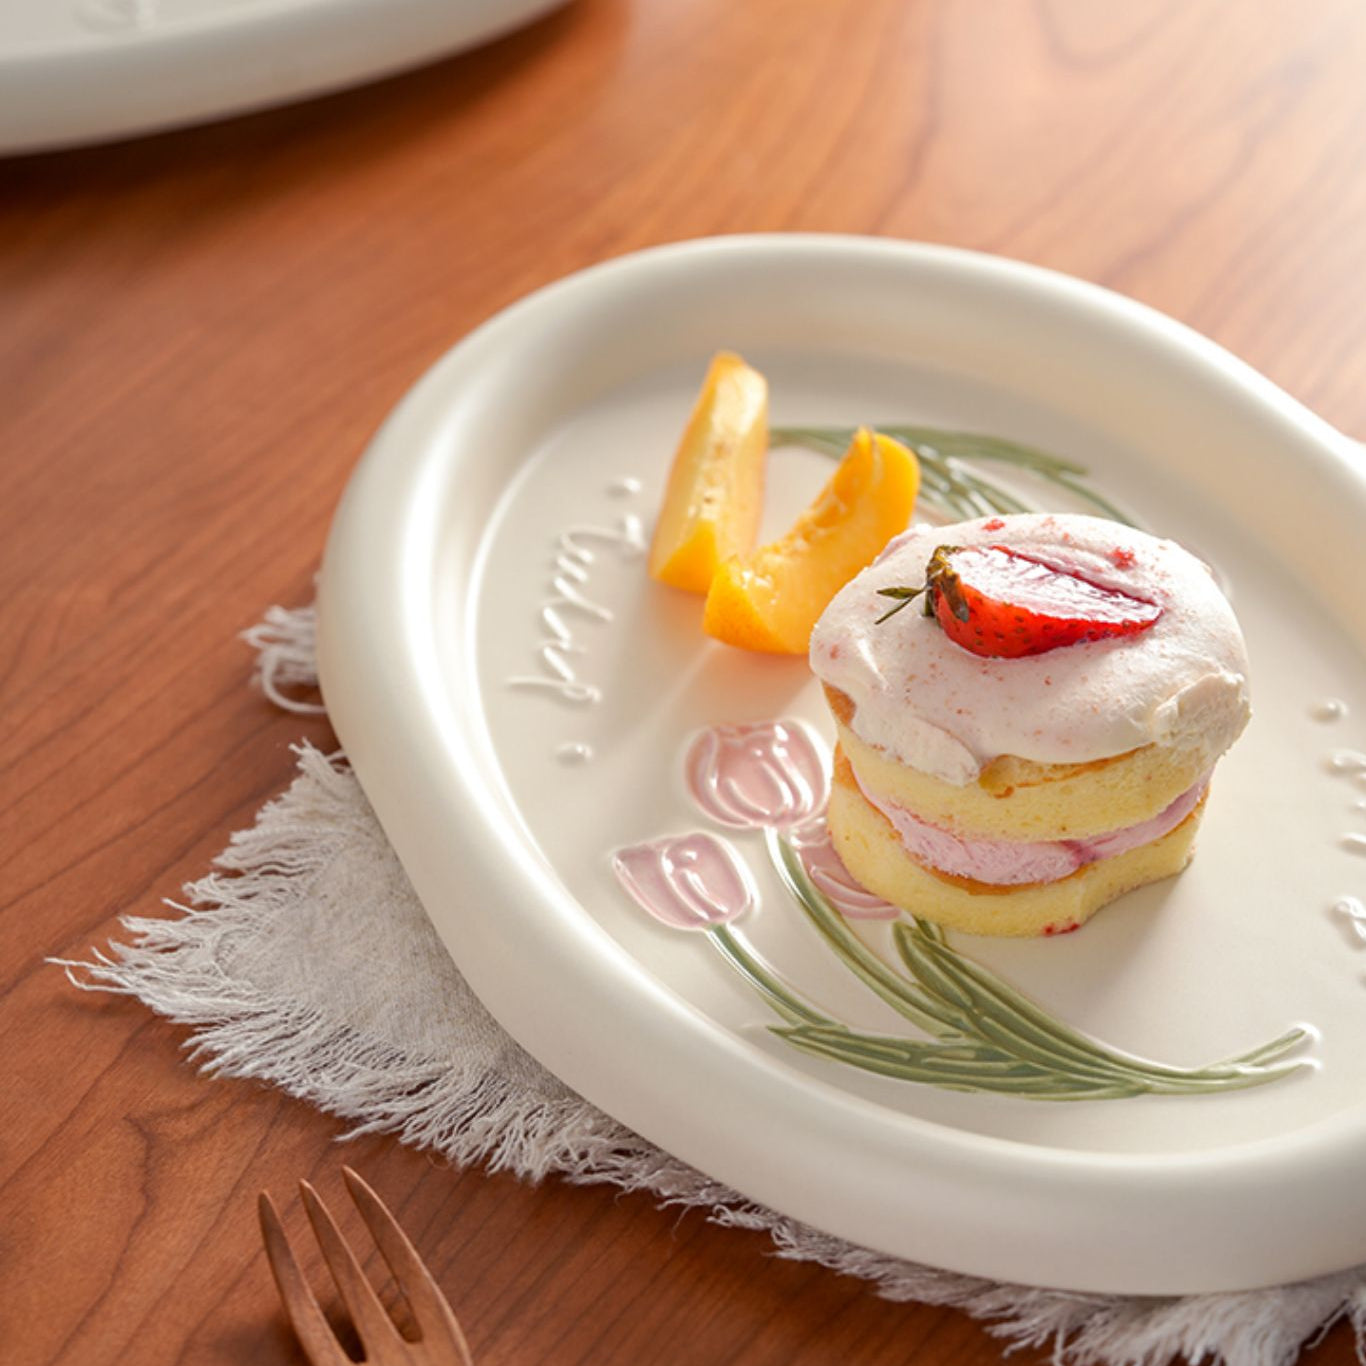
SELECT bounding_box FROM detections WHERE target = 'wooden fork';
[259,1166,474,1366]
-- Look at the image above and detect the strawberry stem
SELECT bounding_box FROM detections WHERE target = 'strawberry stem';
[924,545,969,622]
[874,586,924,623]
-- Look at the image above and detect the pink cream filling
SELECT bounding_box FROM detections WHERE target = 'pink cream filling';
[855,772,1210,886]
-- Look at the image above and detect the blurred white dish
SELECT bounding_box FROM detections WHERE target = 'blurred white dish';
[0,0,569,155]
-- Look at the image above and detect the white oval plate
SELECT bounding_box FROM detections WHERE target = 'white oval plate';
[317,235,1366,1295]
[0,0,568,156]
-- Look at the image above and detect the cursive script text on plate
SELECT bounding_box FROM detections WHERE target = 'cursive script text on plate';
[506,509,646,708]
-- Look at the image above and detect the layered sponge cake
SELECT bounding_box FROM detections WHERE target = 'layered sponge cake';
[809,513,1250,937]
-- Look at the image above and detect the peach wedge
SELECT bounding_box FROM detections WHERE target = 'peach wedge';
[702,429,920,654]
[648,352,769,592]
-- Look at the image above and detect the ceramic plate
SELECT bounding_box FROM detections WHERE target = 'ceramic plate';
[317,235,1366,1295]
[0,0,568,155]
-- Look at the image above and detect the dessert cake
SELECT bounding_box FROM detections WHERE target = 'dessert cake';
[809,513,1251,936]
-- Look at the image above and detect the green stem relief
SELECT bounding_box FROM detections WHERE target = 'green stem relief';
[770,424,1138,526]
[701,833,1311,1101]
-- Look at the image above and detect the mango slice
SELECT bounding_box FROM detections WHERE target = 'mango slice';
[649,352,769,592]
[702,429,920,655]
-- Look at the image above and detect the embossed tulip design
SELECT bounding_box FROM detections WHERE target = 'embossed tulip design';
[787,820,901,922]
[614,718,1310,1101]
[612,833,755,932]
[681,720,895,920]
[684,720,827,830]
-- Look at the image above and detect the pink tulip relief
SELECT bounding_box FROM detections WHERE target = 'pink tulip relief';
[685,720,828,830]
[789,818,900,921]
[612,833,756,931]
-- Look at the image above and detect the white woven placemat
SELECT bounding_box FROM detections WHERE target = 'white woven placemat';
[63,605,1366,1366]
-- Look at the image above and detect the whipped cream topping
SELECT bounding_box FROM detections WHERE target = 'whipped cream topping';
[810,514,1250,785]
[854,766,1209,885]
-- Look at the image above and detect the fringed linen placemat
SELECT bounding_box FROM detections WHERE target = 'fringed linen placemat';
[64,605,1366,1366]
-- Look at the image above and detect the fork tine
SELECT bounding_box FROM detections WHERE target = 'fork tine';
[300,1179,405,1357]
[258,1192,350,1366]
[341,1167,473,1363]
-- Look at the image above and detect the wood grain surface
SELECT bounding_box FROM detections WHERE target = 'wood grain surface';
[5,1,1366,1363]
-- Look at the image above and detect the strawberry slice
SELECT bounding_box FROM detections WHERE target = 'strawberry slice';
[877,544,1161,658]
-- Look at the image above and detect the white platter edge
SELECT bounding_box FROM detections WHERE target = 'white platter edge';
[0,0,568,156]
[316,234,1366,1295]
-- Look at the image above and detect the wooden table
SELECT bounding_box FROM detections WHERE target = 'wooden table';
[6,2,1366,1361]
